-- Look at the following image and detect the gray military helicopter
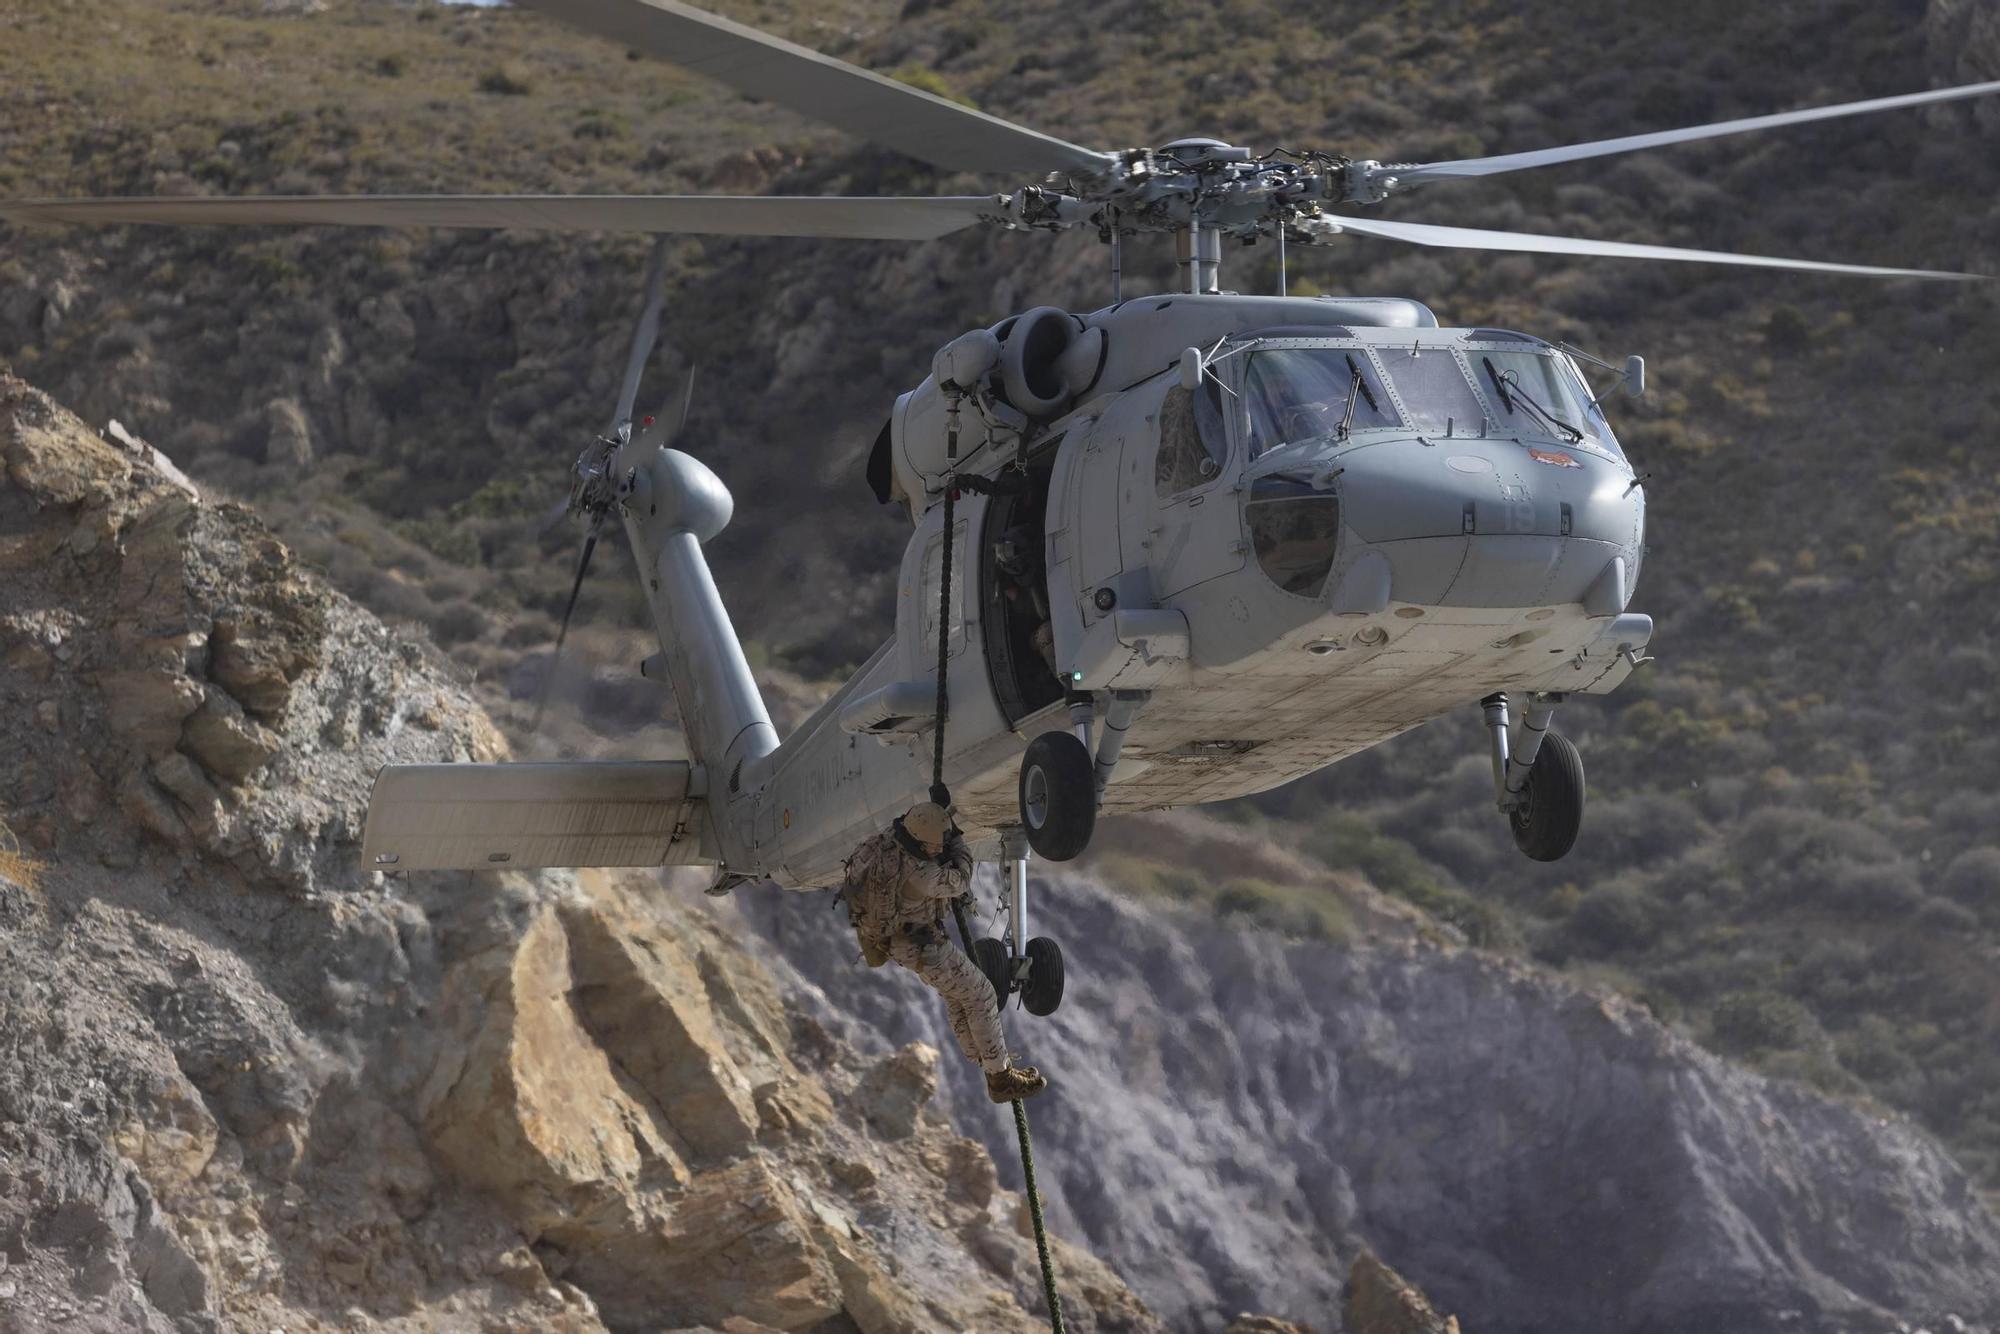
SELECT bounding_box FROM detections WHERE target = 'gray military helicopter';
[7,1,1994,1015]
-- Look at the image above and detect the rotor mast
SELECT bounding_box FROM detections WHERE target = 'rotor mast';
[1173,224,1222,295]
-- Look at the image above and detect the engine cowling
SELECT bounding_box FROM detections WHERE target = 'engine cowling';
[887,307,1103,516]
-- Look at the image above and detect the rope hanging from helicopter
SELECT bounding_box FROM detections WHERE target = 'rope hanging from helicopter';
[930,387,1068,1334]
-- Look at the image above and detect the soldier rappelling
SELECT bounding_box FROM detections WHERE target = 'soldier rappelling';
[844,802,1048,1103]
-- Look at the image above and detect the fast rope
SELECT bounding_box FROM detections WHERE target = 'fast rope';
[948,894,1065,1334]
[928,395,958,810]
[934,390,1066,1334]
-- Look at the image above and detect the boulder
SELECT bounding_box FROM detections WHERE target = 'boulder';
[419,902,693,1215]
[262,397,313,466]
[560,898,761,1165]
[854,1041,941,1140]
[1345,1253,1459,1334]
[178,686,282,782]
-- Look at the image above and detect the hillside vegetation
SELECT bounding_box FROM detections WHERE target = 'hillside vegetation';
[5,0,2000,1195]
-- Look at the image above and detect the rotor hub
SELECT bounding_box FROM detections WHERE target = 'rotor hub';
[1000,135,1351,252]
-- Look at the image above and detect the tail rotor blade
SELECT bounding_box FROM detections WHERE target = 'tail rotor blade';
[532,521,602,734]
[535,493,573,537]
[676,362,698,438]
[610,238,672,438]
[634,364,699,454]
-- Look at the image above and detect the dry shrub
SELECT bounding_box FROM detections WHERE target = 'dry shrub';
[0,817,47,903]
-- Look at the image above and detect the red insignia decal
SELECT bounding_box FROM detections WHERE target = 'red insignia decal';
[1528,447,1582,468]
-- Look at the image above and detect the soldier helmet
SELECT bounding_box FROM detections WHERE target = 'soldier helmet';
[903,802,950,845]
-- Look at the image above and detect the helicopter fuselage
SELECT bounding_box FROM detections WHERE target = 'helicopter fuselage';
[362,293,1651,883]
[743,294,1651,886]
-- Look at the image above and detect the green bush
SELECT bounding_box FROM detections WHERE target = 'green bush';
[1942,848,2000,905]
[1710,990,1818,1057]
[477,65,533,96]
[1565,885,1658,954]
[885,63,974,107]
[1763,304,1811,354]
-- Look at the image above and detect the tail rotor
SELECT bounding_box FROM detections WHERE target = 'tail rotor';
[530,238,685,734]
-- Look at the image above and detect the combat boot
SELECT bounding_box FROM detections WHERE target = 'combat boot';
[986,1065,1048,1103]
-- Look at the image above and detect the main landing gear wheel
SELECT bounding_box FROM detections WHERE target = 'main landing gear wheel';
[1020,937,1065,1016]
[1019,732,1095,861]
[1510,730,1585,862]
[971,936,1013,1006]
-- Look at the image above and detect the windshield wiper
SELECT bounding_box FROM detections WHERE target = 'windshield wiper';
[1481,356,1515,413]
[1337,354,1378,440]
[1483,356,1581,443]
[1347,354,1380,413]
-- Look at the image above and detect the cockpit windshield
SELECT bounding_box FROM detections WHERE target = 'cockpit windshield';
[1238,338,1626,461]
[1243,347,1398,457]
[1374,343,1487,437]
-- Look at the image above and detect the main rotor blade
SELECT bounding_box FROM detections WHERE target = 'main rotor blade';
[517,0,1115,177]
[611,238,671,437]
[1388,79,2000,184]
[0,193,1003,240]
[1322,215,1987,282]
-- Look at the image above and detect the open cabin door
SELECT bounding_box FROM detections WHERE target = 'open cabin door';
[978,449,1066,727]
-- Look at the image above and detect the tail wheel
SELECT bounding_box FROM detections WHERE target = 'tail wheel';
[1020,936,1065,1016]
[1510,730,1586,862]
[970,936,1013,1006]
[1019,731,1096,861]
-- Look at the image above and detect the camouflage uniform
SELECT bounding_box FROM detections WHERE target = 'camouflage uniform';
[844,822,1009,1074]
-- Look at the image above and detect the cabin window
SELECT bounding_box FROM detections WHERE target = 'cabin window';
[1246,472,1342,598]
[1374,344,1486,437]
[1154,381,1228,497]
[1243,347,1398,457]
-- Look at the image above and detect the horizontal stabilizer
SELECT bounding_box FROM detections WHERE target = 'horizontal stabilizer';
[362,761,712,870]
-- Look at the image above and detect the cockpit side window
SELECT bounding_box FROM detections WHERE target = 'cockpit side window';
[1154,380,1228,497]
[1243,347,1397,457]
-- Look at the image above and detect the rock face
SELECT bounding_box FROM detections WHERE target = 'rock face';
[735,846,2000,1334]
[0,374,1155,1333]
[1344,1255,1458,1334]
[1929,0,2000,132]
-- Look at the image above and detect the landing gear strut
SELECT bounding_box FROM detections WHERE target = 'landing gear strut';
[1482,691,1585,862]
[972,831,1065,1015]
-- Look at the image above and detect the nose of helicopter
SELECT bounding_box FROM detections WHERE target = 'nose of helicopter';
[1329,437,1642,611]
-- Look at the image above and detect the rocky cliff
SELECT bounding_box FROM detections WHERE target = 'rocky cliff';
[735,823,2000,1334]
[0,373,1155,1333]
